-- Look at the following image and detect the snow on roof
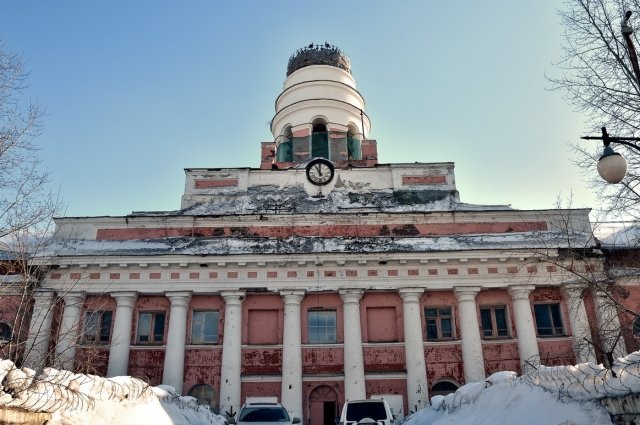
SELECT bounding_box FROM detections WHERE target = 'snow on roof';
[134,186,513,217]
[38,231,595,258]
[598,223,640,249]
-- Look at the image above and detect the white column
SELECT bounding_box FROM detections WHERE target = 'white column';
[339,289,366,401]
[454,287,485,383]
[280,290,304,421]
[399,289,428,412]
[107,291,138,377]
[561,285,597,364]
[508,285,540,369]
[593,289,627,361]
[55,291,86,370]
[219,291,245,418]
[162,291,192,394]
[24,290,56,368]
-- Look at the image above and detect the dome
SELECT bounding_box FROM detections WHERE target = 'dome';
[286,43,351,76]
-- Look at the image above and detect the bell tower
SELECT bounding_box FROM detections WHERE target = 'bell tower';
[261,44,378,169]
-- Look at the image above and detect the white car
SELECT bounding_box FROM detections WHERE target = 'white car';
[339,399,395,425]
[228,402,301,425]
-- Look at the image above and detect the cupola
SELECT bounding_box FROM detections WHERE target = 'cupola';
[261,44,378,169]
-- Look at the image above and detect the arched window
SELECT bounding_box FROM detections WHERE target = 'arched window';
[188,384,217,412]
[633,316,640,337]
[347,125,362,160]
[276,127,293,162]
[0,322,13,343]
[431,380,458,396]
[0,323,13,342]
[311,119,329,158]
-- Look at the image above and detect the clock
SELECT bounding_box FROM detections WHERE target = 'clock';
[305,158,335,186]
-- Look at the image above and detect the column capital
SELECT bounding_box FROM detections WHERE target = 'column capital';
[109,291,138,306]
[32,290,55,304]
[221,291,245,306]
[110,291,138,308]
[561,284,585,300]
[339,289,364,304]
[280,290,305,305]
[507,285,535,301]
[62,291,86,304]
[592,287,613,300]
[454,287,481,302]
[165,291,192,307]
[399,288,424,304]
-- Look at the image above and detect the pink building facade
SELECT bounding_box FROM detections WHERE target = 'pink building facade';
[12,44,635,425]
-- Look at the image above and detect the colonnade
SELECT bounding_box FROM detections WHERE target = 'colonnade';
[24,283,616,420]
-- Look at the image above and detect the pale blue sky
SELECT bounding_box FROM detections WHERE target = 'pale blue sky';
[1,1,596,217]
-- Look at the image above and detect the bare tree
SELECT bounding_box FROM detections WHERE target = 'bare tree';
[0,41,55,239]
[550,0,640,218]
[514,198,640,370]
[0,40,69,371]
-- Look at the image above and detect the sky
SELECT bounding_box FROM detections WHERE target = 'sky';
[0,1,601,217]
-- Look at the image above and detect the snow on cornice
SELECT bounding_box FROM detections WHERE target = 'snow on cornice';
[37,231,595,258]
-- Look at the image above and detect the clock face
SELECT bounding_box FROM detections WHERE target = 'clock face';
[306,158,335,186]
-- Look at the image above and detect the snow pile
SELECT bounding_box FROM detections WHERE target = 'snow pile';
[407,370,612,425]
[524,352,640,400]
[0,359,225,425]
[406,352,640,425]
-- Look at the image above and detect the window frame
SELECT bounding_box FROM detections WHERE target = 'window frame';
[83,310,113,345]
[0,322,13,343]
[136,311,166,345]
[479,305,510,339]
[307,309,337,344]
[533,303,565,337]
[633,316,640,338]
[424,306,455,341]
[190,310,219,345]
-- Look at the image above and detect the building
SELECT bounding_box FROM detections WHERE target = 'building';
[10,44,633,425]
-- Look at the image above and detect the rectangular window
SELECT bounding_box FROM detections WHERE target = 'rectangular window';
[83,311,112,344]
[308,310,337,344]
[534,303,564,337]
[425,307,454,341]
[137,312,165,344]
[480,306,509,338]
[191,311,219,344]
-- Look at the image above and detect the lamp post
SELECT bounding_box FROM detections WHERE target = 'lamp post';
[622,11,640,87]
[581,11,640,184]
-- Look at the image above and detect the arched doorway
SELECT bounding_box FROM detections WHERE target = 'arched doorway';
[309,385,338,425]
[431,380,459,397]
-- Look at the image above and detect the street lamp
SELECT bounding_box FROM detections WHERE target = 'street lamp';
[580,11,640,184]
[581,127,640,183]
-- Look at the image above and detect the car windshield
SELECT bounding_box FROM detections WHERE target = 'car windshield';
[345,402,387,422]
[239,407,290,422]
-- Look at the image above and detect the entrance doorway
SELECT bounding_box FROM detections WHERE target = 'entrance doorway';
[309,385,338,425]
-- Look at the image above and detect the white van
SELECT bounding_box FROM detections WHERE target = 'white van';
[339,399,395,425]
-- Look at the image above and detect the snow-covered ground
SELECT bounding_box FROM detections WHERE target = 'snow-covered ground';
[405,371,612,425]
[0,359,226,425]
[2,353,640,424]
[405,352,640,425]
